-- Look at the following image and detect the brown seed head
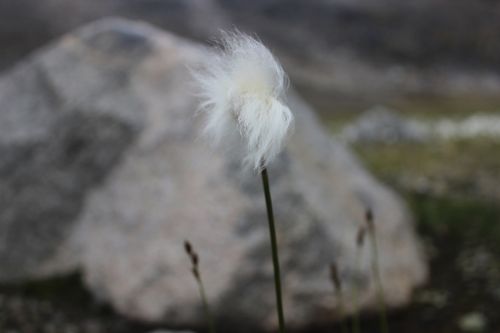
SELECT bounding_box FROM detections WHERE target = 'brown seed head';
[365,208,375,231]
[356,225,366,248]
[329,264,342,290]
[184,240,193,256]
[192,253,199,266]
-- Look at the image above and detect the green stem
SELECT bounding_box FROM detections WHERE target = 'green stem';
[352,249,361,333]
[335,290,349,333]
[370,232,389,333]
[261,167,286,333]
[196,275,216,333]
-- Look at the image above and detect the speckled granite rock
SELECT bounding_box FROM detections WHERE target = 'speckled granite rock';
[0,18,427,331]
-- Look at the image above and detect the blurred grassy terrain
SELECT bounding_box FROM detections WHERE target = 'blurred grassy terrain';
[303,88,500,122]
[324,102,500,332]
[357,139,500,205]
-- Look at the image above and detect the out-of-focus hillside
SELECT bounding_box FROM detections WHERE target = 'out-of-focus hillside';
[221,0,500,69]
[2,0,500,69]
[1,0,500,111]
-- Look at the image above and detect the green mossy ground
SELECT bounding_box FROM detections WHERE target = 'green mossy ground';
[346,116,500,332]
[313,95,500,332]
[355,138,500,255]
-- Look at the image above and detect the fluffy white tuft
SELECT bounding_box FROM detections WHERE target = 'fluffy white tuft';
[193,31,294,171]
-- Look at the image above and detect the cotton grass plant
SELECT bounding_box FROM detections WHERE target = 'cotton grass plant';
[184,240,216,333]
[365,208,389,333]
[352,224,367,333]
[193,31,294,333]
[330,263,349,333]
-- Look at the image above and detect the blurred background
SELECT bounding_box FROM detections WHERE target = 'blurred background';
[0,1,499,333]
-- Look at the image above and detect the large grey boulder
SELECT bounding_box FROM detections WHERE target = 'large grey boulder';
[0,18,427,331]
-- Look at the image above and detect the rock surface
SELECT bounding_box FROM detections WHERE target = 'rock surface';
[341,109,500,144]
[341,106,430,144]
[0,18,427,331]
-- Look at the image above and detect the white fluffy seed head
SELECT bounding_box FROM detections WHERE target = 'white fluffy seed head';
[193,31,294,171]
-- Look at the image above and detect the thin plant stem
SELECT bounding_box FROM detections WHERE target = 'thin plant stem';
[330,267,349,333]
[351,225,367,333]
[337,291,349,333]
[196,274,216,333]
[261,167,285,333]
[338,291,349,333]
[352,247,362,333]
[369,230,389,333]
[184,241,216,333]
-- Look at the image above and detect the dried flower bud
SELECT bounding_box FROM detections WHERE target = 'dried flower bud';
[365,208,375,232]
[329,263,342,291]
[356,225,366,248]
[192,253,199,266]
[184,240,193,255]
